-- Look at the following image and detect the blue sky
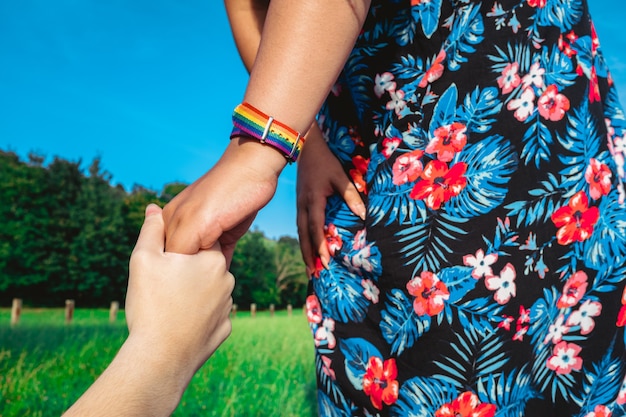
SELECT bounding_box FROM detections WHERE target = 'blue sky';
[1,1,624,239]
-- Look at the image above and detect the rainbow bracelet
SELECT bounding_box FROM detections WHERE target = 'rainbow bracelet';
[231,102,304,163]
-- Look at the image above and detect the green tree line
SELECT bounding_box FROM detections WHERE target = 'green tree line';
[0,150,308,308]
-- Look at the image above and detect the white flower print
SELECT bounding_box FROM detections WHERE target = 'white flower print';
[386,89,406,116]
[315,317,336,349]
[543,314,570,345]
[485,263,517,304]
[507,87,535,121]
[362,279,380,303]
[374,72,396,98]
[567,299,602,335]
[522,62,545,89]
[463,249,498,279]
[354,229,367,251]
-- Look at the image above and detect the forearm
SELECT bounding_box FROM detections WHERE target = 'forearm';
[224,0,268,72]
[63,337,193,417]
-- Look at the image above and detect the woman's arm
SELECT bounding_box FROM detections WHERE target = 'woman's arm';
[163,0,371,257]
[224,0,269,72]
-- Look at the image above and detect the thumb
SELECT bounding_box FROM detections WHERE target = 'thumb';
[134,204,165,254]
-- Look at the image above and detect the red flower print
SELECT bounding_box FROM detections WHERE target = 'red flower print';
[382,137,402,158]
[435,391,496,417]
[537,84,570,122]
[589,66,601,103]
[306,295,323,324]
[362,357,399,410]
[392,149,424,185]
[418,49,446,88]
[585,158,612,200]
[350,155,370,194]
[324,223,343,256]
[406,271,450,316]
[425,122,468,162]
[617,305,626,327]
[557,271,588,308]
[410,161,468,210]
[527,0,547,7]
[547,341,583,375]
[551,191,599,245]
[584,405,612,417]
[497,62,521,94]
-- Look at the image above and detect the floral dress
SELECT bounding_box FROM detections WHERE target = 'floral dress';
[305,0,626,416]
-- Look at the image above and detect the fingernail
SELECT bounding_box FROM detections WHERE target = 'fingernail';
[145,203,159,216]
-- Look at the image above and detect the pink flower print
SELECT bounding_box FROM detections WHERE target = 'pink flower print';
[547,341,583,374]
[418,49,446,88]
[617,374,626,405]
[425,122,468,162]
[498,62,521,94]
[557,271,588,308]
[315,317,336,349]
[485,263,517,304]
[538,84,570,122]
[374,72,396,98]
[512,325,528,341]
[386,90,406,116]
[406,271,450,317]
[354,229,367,251]
[382,137,402,158]
[507,87,535,121]
[584,405,612,417]
[498,315,514,331]
[306,295,323,324]
[518,305,531,325]
[522,62,545,89]
[567,299,602,335]
[362,279,380,303]
[463,249,498,279]
[543,314,570,344]
[527,0,547,7]
[392,149,424,186]
[325,223,343,256]
[321,355,336,380]
[585,158,612,200]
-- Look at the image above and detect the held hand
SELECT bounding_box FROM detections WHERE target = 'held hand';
[126,204,235,377]
[163,138,287,261]
[296,124,365,273]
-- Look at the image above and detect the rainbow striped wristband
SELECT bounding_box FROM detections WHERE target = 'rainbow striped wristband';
[231,102,304,163]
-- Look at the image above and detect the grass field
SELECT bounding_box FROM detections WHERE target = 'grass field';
[0,308,318,416]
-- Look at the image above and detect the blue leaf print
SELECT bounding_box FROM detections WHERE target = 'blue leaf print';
[527,287,560,346]
[429,84,458,136]
[397,212,469,274]
[478,366,540,417]
[411,0,442,39]
[541,44,577,89]
[488,42,532,75]
[391,376,457,417]
[316,354,350,412]
[505,172,563,228]
[582,188,626,270]
[314,261,372,324]
[339,338,382,391]
[391,54,425,81]
[557,99,602,193]
[368,163,428,227]
[574,341,624,413]
[317,390,352,417]
[454,295,505,335]
[521,114,553,168]
[380,289,429,355]
[438,265,478,305]
[535,0,583,32]
[323,120,356,163]
[604,84,626,131]
[393,7,419,47]
[446,135,518,218]
[444,4,485,71]
[456,86,503,134]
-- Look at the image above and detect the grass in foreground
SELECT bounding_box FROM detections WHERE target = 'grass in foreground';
[0,308,318,416]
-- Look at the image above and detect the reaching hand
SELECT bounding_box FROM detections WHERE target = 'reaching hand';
[296,124,365,273]
[162,138,287,262]
[126,204,235,373]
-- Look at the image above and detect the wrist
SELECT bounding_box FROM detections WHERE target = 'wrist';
[226,135,289,176]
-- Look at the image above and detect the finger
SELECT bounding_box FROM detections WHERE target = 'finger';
[333,175,366,220]
[134,204,165,254]
[308,197,330,269]
[297,206,315,271]
[165,225,203,255]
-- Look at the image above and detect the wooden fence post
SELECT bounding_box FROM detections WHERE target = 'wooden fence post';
[231,304,238,318]
[269,304,275,317]
[65,299,75,324]
[250,303,257,318]
[109,301,119,323]
[10,298,22,326]
[287,304,293,317]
